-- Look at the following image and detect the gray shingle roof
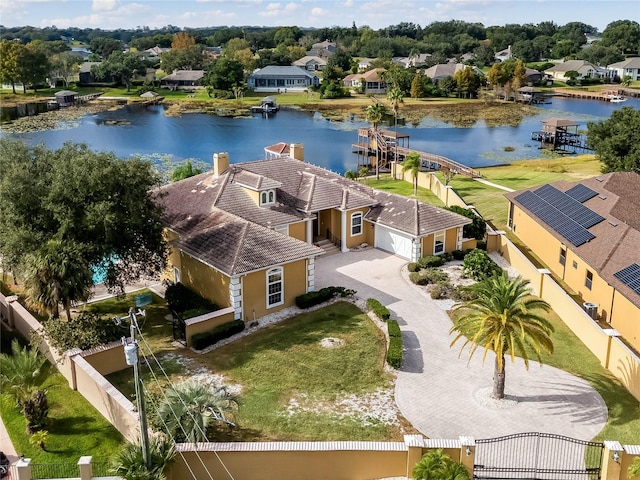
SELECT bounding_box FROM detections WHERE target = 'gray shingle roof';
[251,66,319,79]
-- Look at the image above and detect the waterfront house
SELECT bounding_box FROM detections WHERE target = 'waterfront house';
[292,55,327,71]
[160,70,205,90]
[78,61,102,84]
[544,60,606,81]
[158,145,471,322]
[247,66,320,92]
[607,57,640,81]
[505,173,640,351]
[342,68,387,94]
[423,63,466,81]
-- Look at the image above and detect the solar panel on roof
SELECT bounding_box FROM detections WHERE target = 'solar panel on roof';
[534,184,604,228]
[614,263,640,296]
[565,184,598,203]
[514,190,595,247]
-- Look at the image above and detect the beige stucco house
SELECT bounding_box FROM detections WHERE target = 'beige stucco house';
[158,144,471,323]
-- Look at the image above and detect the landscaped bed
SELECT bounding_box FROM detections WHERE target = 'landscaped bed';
[107,301,410,441]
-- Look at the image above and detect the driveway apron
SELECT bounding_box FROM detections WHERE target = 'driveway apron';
[314,249,607,440]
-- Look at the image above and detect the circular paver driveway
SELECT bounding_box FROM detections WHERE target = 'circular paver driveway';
[314,249,607,440]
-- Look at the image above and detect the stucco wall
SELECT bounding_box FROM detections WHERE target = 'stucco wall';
[185,307,235,346]
[241,259,308,321]
[80,341,130,376]
[288,221,306,242]
[179,251,231,309]
[346,207,371,249]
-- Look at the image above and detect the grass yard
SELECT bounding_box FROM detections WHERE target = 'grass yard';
[107,301,402,441]
[0,373,124,463]
[364,176,445,207]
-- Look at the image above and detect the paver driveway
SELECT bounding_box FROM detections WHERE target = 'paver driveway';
[314,249,607,440]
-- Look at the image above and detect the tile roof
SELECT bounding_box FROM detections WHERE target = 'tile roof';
[506,172,640,307]
[159,153,472,275]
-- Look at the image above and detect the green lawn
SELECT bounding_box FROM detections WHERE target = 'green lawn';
[0,373,124,463]
[365,177,444,207]
[107,301,401,441]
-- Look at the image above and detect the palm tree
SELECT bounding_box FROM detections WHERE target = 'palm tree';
[24,240,93,320]
[387,86,404,164]
[413,449,470,480]
[0,339,51,405]
[629,457,640,478]
[365,102,387,130]
[402,152,421,196]
[113,436,176,480]
[450,273,554,399]
[157,380,238,442]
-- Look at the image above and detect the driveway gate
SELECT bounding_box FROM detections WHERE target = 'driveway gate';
[474,432,604,480]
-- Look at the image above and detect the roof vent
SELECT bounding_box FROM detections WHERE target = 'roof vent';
[598,195,607,200]
[595,177,604,182]
[608,220,619,227]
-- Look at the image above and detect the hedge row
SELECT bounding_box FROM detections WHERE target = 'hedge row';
[191,320,245,350]
[366,298,390,320]
[386,319,402,369]
[295,286,355,309]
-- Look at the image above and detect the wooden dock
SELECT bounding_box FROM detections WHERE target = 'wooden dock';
[353,128,481,178]
[555,89,628,102]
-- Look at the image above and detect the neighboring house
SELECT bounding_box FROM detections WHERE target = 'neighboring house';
[358,58,375,71]
[607,57,640,81]
[70,47,91,60]
[544,60,606,81]
[494,46,512,62]
[307,40,336,58]
[203,46,223,59]
[505,173,640,351]
[342,68,387,94]
[160,70,205,89]
[247,66,320,92]
[292,55,328,71]
[142,46,171,61]
[393,53,432,68]
[423,63,466,81]
[158,145,472,323]
[524,68,544,85]
[78,62,105,84]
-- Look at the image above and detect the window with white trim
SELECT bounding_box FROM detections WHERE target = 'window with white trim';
[266,267,283,307]
[351,212,363,236]
[260,189,276,206]
[434,231,445,255]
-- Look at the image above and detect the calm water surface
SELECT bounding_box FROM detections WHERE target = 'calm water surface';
[4,96,639,174]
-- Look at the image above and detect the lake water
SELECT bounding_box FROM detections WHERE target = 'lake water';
[3,95,638,175]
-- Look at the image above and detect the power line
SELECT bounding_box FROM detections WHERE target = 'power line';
[136,332,236,480]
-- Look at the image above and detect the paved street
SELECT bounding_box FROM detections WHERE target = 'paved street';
[314,249,607,440]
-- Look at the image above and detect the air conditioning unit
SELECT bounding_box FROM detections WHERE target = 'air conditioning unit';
[583,302,598,320]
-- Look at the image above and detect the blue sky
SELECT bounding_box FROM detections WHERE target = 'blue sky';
[1,0,637,32]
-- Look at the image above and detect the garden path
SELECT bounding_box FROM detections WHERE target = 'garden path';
[314,249,607,440]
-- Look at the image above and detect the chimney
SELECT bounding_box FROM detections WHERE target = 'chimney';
[213,152,229,176]
[290,143,304,162]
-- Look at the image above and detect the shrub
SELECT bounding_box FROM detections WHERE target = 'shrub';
[451,285,478,302]
[430,284,449,299]
[447,205,487,240]
[452,249,466,260]
[191,320,245,350]
[462,249,502,281]
[422,268,449,284]
[43,312,124,354]
[295,286,355,309]
[476,240,487,250]
[409,272,428,285]
[407,262,420,273]
[417,256,446,268]
[165,282,217,314]
[386,320,402,369]
[366,298,390,320]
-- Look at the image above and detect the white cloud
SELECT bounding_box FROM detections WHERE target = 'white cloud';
[310,6,328,16]
[92,0,118,12]
[284,2,300,12]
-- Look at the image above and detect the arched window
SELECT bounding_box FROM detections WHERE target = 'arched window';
[261,192,267,204]
[268,190,274,203]
[266,267,283,307]
[351,212,363,236]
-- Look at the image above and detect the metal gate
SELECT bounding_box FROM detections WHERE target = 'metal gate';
[474,432,604,480]
[171,309,186,345]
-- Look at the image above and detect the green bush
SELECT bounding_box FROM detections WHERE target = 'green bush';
[191,320,245,350]
[165,282,217,314]
[407,262,420,273]
[42,313,124,354]
[451,285,478,302]
[409,272,428,285]
[462,249,502,281]
[446,206,487,240]
[451,249,467,260]
[295,286,356,309]
[476,240,487,251]
[417,255,446,268]
[423,268,449,284]
[386,320,402,369]
[366,298,390,320]
[430,284,449,299]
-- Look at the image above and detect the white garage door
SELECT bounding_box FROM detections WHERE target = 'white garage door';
[375,225,413,260]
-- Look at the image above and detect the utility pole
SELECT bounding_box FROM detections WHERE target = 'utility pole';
[117,307,151,468]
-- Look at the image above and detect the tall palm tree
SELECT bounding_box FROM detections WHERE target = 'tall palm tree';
[157,380,238,442]
[0,339,51,405]
[450,273,554,399]
[113,436,176,480]
[387,87,404,164]
[365,102,387,130]
[24,240,93,320]
[402,152,421,196]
